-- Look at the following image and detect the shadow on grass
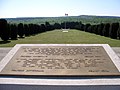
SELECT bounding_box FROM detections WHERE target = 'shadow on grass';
[0,41,11,44]
[10,38,18,40]
[18,37,25,39]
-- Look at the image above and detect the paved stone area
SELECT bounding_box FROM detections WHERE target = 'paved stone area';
[112,47,120,58]
[0,47,120,61]
[0,48,11,61]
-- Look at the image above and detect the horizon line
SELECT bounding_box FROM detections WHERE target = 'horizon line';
[1,14,120,19]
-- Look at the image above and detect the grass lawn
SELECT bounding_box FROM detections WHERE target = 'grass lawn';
[0,29,120,47]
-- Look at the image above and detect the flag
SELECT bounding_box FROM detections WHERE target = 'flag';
[65,13,68,16]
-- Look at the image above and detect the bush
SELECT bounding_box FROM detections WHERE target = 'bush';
[0,19,10,41]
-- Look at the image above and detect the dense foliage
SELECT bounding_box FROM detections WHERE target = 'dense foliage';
[0,19,10,41]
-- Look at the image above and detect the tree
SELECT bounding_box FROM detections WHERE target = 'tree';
[29,24,34,35]
[61,22,65,29]
[45,22,54,31]
[109,23,119,39]
[103,23,110,37]
[84,24,91,32]
[54,23,61,29]
[97,23,104,36]
[18,23,24,38]
[87,25,92,33]
[0,19,10,41]
[117,26,120,39]
[94,25,99,34]
[40,24,46,32]
[10,24,18,40]
[45,22,51,31]
[34,24,40,34]
[91,25,99,34]
[24,24,30,36]
[74,21,82,30]
[79,24,84,31]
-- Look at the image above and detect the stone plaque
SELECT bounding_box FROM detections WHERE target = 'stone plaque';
[0,44,120,76]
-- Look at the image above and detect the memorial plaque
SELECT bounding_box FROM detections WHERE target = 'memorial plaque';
[0,44,120,76]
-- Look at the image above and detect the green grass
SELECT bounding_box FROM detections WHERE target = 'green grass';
[0,29,120,47]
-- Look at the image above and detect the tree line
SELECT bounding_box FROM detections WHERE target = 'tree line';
[0,19,55,41]
[7,16,120,25]
[0,19,120,41]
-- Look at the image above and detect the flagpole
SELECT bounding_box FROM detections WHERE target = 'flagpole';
[65,20,66,30]
[65,13,68,30]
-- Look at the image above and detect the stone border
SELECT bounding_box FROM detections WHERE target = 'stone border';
[0,78,120,85]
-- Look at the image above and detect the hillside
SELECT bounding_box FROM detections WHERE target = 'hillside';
[5,15,120,25]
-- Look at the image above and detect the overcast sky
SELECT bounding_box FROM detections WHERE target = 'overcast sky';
[0,0,120,18]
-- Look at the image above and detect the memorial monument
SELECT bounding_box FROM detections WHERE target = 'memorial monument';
[0,44,120,90]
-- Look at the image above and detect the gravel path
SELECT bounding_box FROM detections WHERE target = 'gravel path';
[0,47,120,61]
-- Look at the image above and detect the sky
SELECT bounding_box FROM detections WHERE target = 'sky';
[0,0,120,18]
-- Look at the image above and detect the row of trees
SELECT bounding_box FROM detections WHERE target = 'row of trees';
[0,19,55,41]
[80,22,120,39]
[55,21,120,39]
[0,19,120,41]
